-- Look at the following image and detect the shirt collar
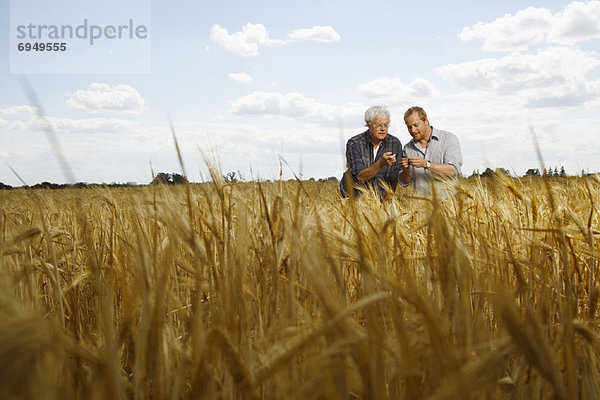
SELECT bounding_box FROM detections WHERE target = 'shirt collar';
[430,126,439,140]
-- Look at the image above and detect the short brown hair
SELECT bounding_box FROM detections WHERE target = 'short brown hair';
[404,106,427,122]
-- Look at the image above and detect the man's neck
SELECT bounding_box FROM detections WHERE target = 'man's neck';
[418,126,433,147]
[369,133,383,147]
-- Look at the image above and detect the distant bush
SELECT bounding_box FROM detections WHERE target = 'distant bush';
[151,172,188,185]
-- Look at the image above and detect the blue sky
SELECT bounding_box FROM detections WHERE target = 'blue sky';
[1,0,599,185]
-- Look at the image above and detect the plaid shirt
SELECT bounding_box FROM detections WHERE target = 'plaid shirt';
[339,130,402,199]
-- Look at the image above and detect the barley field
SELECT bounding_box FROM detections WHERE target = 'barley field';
[0,174,599,399]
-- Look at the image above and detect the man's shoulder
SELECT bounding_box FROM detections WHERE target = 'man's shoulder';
[432,127,458,139]
[403,138,416,149]
[347,130,369,143]
[385,133,401,144]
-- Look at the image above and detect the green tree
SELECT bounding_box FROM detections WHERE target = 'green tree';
[151,172,188,185]
[525,168,540,177]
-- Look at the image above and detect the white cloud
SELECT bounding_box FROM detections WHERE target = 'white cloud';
[229,90,363,126]
[38,117,135,133]
[228,72,252,83]
[210,23,340,56]
[0,118,33,130]
[549,1,600,44]
[66,83,145,114]
[459,7,553,51]
[209,23,283,57]
[230,91,315,116]
[0,104,136,133]
[7,120,34,130]
[0,105,39,115]
[358,78,437,103]
[437,47,600,107]
[288,26,340,42]
[459,1,600,51]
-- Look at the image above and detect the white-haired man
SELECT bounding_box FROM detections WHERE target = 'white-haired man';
[340,105,402,200]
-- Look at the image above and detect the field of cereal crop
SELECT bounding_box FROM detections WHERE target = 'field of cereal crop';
[1,174,599,399]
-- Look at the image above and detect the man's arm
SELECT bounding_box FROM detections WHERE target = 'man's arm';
[399,158,411,184]
[356,157,385,183]
[405,157,456,178]
[442,133,462,177]
[428,161,456,178]
[356,152,397,183]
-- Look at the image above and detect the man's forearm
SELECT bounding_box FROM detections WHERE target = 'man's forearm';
[399,168,411,184]
[356,159,384,183]
[429,162,455,178]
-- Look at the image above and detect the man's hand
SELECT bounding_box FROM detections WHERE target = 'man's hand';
[402,156,455,177]
[400,157,410,171]
[407,156,428,168]
[357,152,397,183]
[381,152,396,166]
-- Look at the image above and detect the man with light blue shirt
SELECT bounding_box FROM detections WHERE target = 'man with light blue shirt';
[399,106,462,195]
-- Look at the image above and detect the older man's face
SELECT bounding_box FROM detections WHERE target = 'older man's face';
[368,116,390,144]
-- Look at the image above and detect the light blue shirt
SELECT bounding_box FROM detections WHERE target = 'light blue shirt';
[401,127,462,195]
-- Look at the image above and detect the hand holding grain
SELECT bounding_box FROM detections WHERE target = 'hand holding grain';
[408,156,427,168]
[381,152,396,165]
[400,157,410,170]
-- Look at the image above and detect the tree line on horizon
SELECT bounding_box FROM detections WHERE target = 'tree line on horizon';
[0,166,596,190]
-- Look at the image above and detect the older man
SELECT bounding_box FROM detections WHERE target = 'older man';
[399,106,462,195]
[340,105,402,200]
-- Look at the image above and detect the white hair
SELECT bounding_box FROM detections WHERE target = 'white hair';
[364,105,390,126]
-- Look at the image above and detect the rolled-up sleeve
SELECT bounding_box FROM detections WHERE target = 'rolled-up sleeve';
[443,133,462,177]
[346,139,367,176]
